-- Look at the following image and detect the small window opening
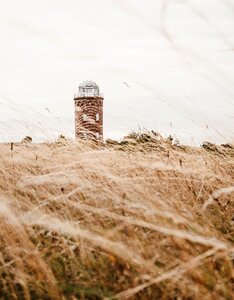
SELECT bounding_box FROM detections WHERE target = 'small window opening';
[83,114,87,121]
[96,113,99,121]
[96,132,100,140]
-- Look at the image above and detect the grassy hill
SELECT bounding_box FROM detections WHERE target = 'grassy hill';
[0,132,233,299]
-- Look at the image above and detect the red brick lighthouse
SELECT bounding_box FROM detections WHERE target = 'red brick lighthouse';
[74,81,104,140]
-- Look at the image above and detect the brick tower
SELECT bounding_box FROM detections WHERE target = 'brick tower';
[74,81,104,140]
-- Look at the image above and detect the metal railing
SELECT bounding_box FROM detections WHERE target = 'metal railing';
[74,92,104,98]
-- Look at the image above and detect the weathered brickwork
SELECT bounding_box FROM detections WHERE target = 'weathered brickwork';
[74,81,104,140]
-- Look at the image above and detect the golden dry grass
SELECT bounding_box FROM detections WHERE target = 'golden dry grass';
[0,132,233,299]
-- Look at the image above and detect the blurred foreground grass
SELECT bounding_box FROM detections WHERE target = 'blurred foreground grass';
[0,132,233,299]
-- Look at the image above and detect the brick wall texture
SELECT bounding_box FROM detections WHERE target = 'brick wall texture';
[74,96,104,140]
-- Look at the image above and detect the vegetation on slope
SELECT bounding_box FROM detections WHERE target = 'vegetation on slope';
[0,132,233,299]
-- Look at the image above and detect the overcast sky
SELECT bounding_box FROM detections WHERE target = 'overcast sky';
[0,0,234,144]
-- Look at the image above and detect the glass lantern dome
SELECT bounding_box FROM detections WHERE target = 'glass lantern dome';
[78,80,100,97]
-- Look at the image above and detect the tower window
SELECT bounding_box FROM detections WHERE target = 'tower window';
[83,114,87,121]
[96,113,99,121]
[96,132,99,140]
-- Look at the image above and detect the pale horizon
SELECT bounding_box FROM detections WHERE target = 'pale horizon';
[0,0,234,145]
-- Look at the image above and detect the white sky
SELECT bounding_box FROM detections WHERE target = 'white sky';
[0,0,234,144]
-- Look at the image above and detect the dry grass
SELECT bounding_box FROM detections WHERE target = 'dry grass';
[0,132,233,299]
